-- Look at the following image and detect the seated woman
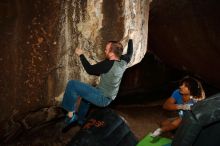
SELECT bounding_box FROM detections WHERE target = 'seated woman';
[151,76,205,137]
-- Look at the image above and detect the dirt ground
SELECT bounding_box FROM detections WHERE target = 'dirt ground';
[5,99,174,145]
[114,103,167,140]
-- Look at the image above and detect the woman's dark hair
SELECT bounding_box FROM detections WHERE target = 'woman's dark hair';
[108,41,123,58]
[179,76,203,98]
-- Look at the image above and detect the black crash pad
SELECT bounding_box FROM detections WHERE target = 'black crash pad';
[172,93,220,146]
[67,108,138,146]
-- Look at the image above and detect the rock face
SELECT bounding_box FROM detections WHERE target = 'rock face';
[149,0,220,88]
[0,0,150,141]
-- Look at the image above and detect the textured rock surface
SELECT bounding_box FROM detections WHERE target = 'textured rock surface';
[0,0,150,142]
[56,0,149,97]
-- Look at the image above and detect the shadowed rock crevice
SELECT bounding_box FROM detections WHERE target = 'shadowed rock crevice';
[148,0,220,88]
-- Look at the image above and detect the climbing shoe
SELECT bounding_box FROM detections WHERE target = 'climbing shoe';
[65,114,78,125]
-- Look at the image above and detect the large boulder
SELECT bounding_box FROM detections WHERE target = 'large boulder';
[0,0,150,140]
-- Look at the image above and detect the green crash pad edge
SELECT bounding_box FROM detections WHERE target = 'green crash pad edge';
[137,134,172,146]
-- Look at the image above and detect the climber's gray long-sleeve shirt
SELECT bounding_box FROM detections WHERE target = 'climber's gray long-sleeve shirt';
[79,39,133,100]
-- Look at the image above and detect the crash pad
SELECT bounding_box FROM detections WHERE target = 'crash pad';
[67,108,138,146]
[137,134,172,146]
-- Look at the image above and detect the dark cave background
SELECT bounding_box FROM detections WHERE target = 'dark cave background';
[116,51,219,106]
[1,0,220,144]
[117,0,220,105]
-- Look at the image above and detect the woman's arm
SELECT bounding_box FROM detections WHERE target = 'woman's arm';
[163,97,192,111]
[163,97,179,111]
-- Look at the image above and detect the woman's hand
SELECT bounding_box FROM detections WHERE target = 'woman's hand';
[177,104,192,110]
